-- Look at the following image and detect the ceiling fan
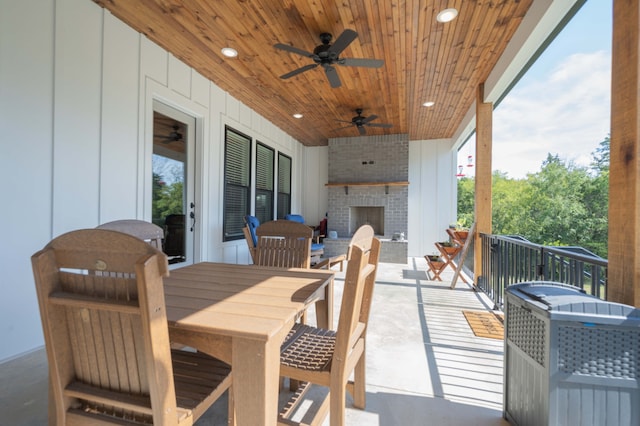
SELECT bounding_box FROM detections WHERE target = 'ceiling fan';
[274,29,384,88]
[335,108,393,135]
[154,125,183,143]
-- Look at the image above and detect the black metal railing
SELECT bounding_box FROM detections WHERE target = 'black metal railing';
[478,233,608,310]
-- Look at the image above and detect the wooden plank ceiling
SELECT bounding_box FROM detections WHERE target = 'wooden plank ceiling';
[93,0,532,146]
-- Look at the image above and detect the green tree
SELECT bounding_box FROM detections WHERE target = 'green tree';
[524,154,591,246]
[584,136,610,256]
[491,172,530,236]
[456,134,610,259]
[152,172,184,227]
[590,135,610,174]
[456,176,475,227]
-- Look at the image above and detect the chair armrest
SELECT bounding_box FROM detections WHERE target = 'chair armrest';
[312,254,346,271]
[312,234,326,244]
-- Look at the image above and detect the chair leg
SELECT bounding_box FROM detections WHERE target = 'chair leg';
[352,356,366,409]
[227,386,235,426]
[329,385,347,426]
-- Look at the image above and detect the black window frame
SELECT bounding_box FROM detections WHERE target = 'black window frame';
[222,126,252,242]
[277,152,292,219]
[255,142,275,224]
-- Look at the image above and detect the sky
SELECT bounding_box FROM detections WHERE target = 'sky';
[457,0,612,179]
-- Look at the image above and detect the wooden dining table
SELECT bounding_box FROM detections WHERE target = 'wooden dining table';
[163,262,335,426]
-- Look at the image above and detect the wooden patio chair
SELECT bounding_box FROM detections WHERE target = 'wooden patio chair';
[254,219,313,268]
[278,225,381,426]
[244,215,345,271]
[96,219,164,249]
[31,229,232,425]
[254,220,315,333]
[284,214,325,262]
[243,214,261,263]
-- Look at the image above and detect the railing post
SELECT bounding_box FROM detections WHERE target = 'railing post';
[538,246,545,280]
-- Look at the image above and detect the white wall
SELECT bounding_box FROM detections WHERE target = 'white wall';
[300,146,330,226]
[1,0,56,363]
[0,0,309,362]
[408,139,458,258]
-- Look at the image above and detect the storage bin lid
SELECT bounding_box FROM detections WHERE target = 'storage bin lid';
[506,281,640,318]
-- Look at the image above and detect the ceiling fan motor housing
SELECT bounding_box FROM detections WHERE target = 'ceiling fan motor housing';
[314,34,338,62]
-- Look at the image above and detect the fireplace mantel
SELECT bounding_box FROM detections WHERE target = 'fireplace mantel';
[326,181,409,195]
[325,181,409,187]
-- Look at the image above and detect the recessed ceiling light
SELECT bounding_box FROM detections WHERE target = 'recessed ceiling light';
[437,8,458,23]
[293,113,303,119]
[423,101,435,107]
[221,47,238,58]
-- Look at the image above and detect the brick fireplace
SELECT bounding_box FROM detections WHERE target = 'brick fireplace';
[323,134,409,263]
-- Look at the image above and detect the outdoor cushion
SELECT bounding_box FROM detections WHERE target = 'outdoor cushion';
[285,214,323,251]
[245,215,260,246]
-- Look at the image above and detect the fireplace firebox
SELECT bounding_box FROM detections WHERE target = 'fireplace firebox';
[350,206,384,236]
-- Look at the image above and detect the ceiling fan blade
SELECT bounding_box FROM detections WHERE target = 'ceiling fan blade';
[362,114,378,124]
[280,63,318,79]
[340,58,384,68]
[274,43,315,58]
[366,123,393,128]
[328,29,357,55]
[357,126,366,136]
[335,119,354,124]
[324,66,342,88]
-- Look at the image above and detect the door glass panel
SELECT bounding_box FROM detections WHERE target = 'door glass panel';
[152,110,187,264]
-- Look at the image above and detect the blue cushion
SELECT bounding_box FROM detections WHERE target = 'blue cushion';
[285,214,323,251]
[244,215,260,246]
[284,214,305,224]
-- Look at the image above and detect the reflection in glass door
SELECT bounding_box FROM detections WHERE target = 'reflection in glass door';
[152,101,196,265]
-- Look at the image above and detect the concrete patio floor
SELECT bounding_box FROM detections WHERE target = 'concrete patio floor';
[0,257,509,425]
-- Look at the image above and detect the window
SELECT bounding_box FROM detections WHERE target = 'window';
[255,142,275,223]
[277,153,292,219]
[223,127,251,241]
